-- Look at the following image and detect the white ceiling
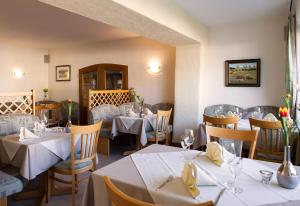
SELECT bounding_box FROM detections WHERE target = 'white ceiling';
[0,0,138,49]
[174,0,290,27]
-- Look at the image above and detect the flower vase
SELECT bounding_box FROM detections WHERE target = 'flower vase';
[140,105,144,118]
[277,146,299,189]
[43,92,48,101]
[65,117,72,133]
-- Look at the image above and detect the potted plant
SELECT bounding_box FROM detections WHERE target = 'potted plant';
[277,94,299,189]
[43,88,48,100]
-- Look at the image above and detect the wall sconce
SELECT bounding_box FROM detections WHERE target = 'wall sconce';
[13,69,25,78]
[147,59,161,75]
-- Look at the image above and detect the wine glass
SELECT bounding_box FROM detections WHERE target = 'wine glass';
[215,105,224,117]
[229,158,243,194]
[234,107,242,119]
[180,130,195,161]
[221,141,236,189]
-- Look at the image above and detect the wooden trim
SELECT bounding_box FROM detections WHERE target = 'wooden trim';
[88,89,130,110]
[0,90,35,115]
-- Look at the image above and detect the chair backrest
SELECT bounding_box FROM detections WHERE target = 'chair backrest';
[70,122,102,169]
[103,176,214,206]
[203,115,238,129]
[35,103,61,125]
[205,126,258,159]
[249,118,283,161]
[156,109,172,134]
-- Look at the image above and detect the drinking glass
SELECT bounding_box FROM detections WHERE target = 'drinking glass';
[221,141,238,190]
[229,158,243,194]
[180,130,195,161]
[234,107,242,119]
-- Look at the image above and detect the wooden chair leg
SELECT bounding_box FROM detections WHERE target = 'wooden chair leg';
[72,174,76,206]
[0,197,7,206]
[75,174,78,194]
[47,170,53,203]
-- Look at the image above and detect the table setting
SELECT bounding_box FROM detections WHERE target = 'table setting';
[83,122,300,206]
[111,105,160,146]
[0,115,79,180]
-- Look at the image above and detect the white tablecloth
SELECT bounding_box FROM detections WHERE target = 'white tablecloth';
[111,115,156,146]
[82,145,300,206]
[0,132,80,180]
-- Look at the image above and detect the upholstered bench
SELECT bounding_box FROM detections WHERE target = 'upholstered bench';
[0,171,23,206]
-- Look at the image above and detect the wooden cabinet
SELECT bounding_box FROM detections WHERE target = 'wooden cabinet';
[79,64,128,124]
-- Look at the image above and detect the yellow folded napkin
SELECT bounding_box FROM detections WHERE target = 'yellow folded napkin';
[181,162,200,198]
[19,127,39,142]
[226,111,234,117]
[206,142,224,166]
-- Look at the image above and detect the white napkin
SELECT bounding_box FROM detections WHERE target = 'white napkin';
[33,121,45,132]
[145,108,153,116]
[263,113,278,121]
[128,109,138,117]
[19,127,40,141]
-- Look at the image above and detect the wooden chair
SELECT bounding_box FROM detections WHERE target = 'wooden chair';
[103,176,214,206]
[205,126,258,159]
[249,118,283,162]
[47,122,102,206]
[147,109,172,145]
[203,114,239,129]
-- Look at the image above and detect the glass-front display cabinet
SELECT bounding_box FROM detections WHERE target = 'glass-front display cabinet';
[79,63,128,124]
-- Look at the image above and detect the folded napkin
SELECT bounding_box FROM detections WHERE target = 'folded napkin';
[206,142,224,166]
[263,113,278,121]
[19,127,40,141]
[226,111,234,117]
[128,109,138,117]
[145,108,153,116]
[33,121,45,132]
[182,162,200,198]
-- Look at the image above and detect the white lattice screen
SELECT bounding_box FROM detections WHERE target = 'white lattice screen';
[0,90,35,115]
[89,90,130,110]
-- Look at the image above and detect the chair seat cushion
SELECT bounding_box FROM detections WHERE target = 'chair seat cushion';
[0,171,23,198]
[146,131,166,139]
[100,127,112,137]
[53,154,92,170]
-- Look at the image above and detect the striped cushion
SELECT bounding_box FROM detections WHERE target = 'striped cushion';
[0,171,23,198]
[100,127,112,137]
[53,154,92,170]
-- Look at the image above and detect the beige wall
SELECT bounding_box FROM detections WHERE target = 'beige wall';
[200,15,286,115]
[48,37,176,104]
[0,43,48,100]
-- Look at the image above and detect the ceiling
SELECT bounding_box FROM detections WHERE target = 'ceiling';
[0,0,138,49]
[174,0,290,27]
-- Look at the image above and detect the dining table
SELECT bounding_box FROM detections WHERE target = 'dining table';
[82,144,300,206]
[0,129,80,205]
[195,119,300,165]
[0,131,80,180]
[111,115,158,149]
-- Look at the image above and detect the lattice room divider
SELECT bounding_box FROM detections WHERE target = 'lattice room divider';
[0,90,35,115]
[88,90,130,110]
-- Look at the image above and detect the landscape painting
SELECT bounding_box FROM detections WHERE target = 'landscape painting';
[225,59,260,87]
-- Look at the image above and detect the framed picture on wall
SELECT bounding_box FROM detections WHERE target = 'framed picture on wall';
[225,59,260,87]
[56,65,71,81]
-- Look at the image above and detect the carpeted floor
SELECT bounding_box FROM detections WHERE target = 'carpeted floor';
[8,144,127,206]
